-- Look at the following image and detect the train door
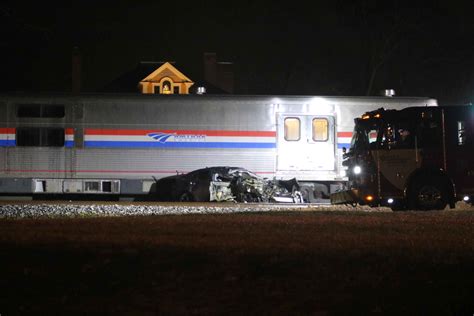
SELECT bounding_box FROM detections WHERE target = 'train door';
[276,114,336,172]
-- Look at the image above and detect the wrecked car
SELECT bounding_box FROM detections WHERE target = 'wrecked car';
[154,166,303,203]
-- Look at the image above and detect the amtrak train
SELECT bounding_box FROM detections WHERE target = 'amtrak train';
[0,93,437,202]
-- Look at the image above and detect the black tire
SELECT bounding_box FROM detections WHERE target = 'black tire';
[179,192,195,202]
[409,177,448,211]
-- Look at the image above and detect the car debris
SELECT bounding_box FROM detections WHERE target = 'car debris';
[154,166,303,203]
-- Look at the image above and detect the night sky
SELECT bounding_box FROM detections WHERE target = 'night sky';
[1,1,473,104]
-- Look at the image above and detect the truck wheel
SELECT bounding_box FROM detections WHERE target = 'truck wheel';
[409,177,448,210]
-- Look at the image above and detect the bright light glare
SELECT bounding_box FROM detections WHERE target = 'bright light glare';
[353,166,362,174]
[463,196,470,202]
[387,198,394,204]
[271,98,281,105]
[310,98,334,113]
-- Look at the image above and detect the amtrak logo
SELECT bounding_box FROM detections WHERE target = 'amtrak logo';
[148,132,175,143]
[148,132,206,143]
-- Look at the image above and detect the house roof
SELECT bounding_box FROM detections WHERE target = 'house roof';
[99,61,229,94]
[99,62,165,93]
[141,62,193,83]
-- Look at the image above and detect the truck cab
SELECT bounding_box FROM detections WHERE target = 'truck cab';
[331,106,474,210]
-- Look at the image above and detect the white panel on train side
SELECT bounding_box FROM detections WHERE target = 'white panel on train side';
[276,113,336,173]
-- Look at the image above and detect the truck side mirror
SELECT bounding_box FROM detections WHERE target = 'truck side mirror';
[342,147,347,154]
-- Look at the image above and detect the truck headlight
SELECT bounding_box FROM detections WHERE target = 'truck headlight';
[353,166,362,175]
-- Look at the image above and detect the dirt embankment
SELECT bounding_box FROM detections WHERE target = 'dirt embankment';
[1,210,473,315]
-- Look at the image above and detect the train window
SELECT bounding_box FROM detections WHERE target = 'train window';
[312,118,328,141]
[85,182,100,192]
[17,105,41,117]
[102,181,112,192]
[16,128,40,146]
[43,105,65,118]
[16,127,65,147]
[284,118,300,141]
[43,128,65,146]
[418,119,441,149]
[17,104,65,118]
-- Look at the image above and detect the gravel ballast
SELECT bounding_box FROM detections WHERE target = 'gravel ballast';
[0,202,390,219]
[1,201,472,219]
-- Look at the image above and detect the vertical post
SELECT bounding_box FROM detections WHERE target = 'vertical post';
[415,135,418,163]
[376,149,381,205]
[441,109,447,170]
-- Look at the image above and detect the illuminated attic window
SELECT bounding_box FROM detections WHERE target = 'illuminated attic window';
[162,81,172,94]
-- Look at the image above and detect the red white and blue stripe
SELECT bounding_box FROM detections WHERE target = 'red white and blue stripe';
[0,128,15,146]
[84,129,277,149]
[0,127,354,149]
[65,128,74,148]
[337,131,352,149]
[0,128,75,147]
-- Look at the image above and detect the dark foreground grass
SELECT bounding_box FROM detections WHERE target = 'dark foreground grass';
[1,210,473,315]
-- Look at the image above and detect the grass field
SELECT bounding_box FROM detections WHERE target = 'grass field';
[1,209,473,315]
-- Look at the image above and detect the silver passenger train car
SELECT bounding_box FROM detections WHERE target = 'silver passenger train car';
[0,93,437,202]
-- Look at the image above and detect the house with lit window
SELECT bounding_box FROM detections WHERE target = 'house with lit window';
[138,62,194,94]
[100,53,234,95]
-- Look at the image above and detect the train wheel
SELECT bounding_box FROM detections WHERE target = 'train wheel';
[409,177,447,210]
[299,186,315,203]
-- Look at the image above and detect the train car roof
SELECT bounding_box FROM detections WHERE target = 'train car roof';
[0,92,437,102]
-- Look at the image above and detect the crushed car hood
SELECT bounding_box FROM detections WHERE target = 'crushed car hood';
[207,167,303,203]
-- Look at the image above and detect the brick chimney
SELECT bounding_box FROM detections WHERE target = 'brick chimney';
[203,52,234,93]
[204,52,217,86]
[217,62,234,94]
[72,47,81,94]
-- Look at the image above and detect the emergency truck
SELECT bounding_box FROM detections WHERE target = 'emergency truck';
[331,105,474,210]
